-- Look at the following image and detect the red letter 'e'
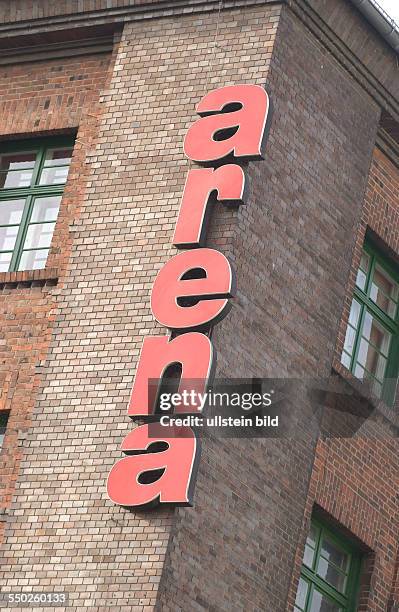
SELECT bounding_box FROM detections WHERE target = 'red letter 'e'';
[184,84,270,163]
[151,248,234,329]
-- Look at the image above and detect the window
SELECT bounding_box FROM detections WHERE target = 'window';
[0,411,9,449]
[341,241,399,405]
[0,137,74,272]
[295,519,361,612]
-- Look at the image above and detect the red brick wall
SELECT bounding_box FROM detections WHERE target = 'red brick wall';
[365,148,399,244]
[335,147,399,381]
[290,435,399,612]
[288,147,399,611]
[0,51,113,540]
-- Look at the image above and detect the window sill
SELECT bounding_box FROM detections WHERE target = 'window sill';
[0,268,59,288]
[331,357,399,431]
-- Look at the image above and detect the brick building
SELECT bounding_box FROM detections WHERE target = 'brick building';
[0,0,398,610]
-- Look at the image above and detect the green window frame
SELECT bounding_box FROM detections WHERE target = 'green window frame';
[0,411,10,450]
[295,519,362,612]
[340,240,399,406]
[0,136,74,273]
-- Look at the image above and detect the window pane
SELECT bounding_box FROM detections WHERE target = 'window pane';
[31,196,61,223]
[309,588,342,612]
[43,148,73,166]
[0,411,9,449]
[0,152,36,171]
[341,352,351,369]
[0,225,19,252]
[0,198,25,225]
[303,544,315,568]
[370,264,398,318]
[319,537,349,591]
[295,578,308,610]
[354,364,383,397]
[348,299,361,327]
[341,300,362,368]
[18,249,49,271]
[307,524,318,548]
[0,152,36,189]
[317,557,347,593]
[354,363,365,380]
[39,166,70,186]
[362,312,391,356]
[357,339,387,382]
[38,148,72,186]
[23,222,55,250]
[356,252,370,291]
[343,325,356,359]
[371,378,383,398]
[0,252,12,272]
[320,537,349,571]
[303,523,319,567]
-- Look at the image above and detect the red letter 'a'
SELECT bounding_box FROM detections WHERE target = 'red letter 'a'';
[107,424,199,507]
[173,165,246,248]
[184,84,270,164]
[151,248,234,330]
[128,332,214,418]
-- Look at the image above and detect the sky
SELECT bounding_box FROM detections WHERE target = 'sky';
[377,0,399,23]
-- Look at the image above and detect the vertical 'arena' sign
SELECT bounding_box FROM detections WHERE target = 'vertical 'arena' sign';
[107,84,271,508]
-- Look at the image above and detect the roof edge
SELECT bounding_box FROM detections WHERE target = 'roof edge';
[349,0,399,53]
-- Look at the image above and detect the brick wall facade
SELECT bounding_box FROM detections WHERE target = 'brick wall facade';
[3,6,287,609]
[156,4,383,609]
[0,1,397,611]
[287,148,399,611]
[0,53,113,541]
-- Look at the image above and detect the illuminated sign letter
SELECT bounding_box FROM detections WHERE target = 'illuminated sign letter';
[151,248,234,329]
[107,424,199,507]
[173,165,246,248]
[128,333,214,418]
[184,84,270,163]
